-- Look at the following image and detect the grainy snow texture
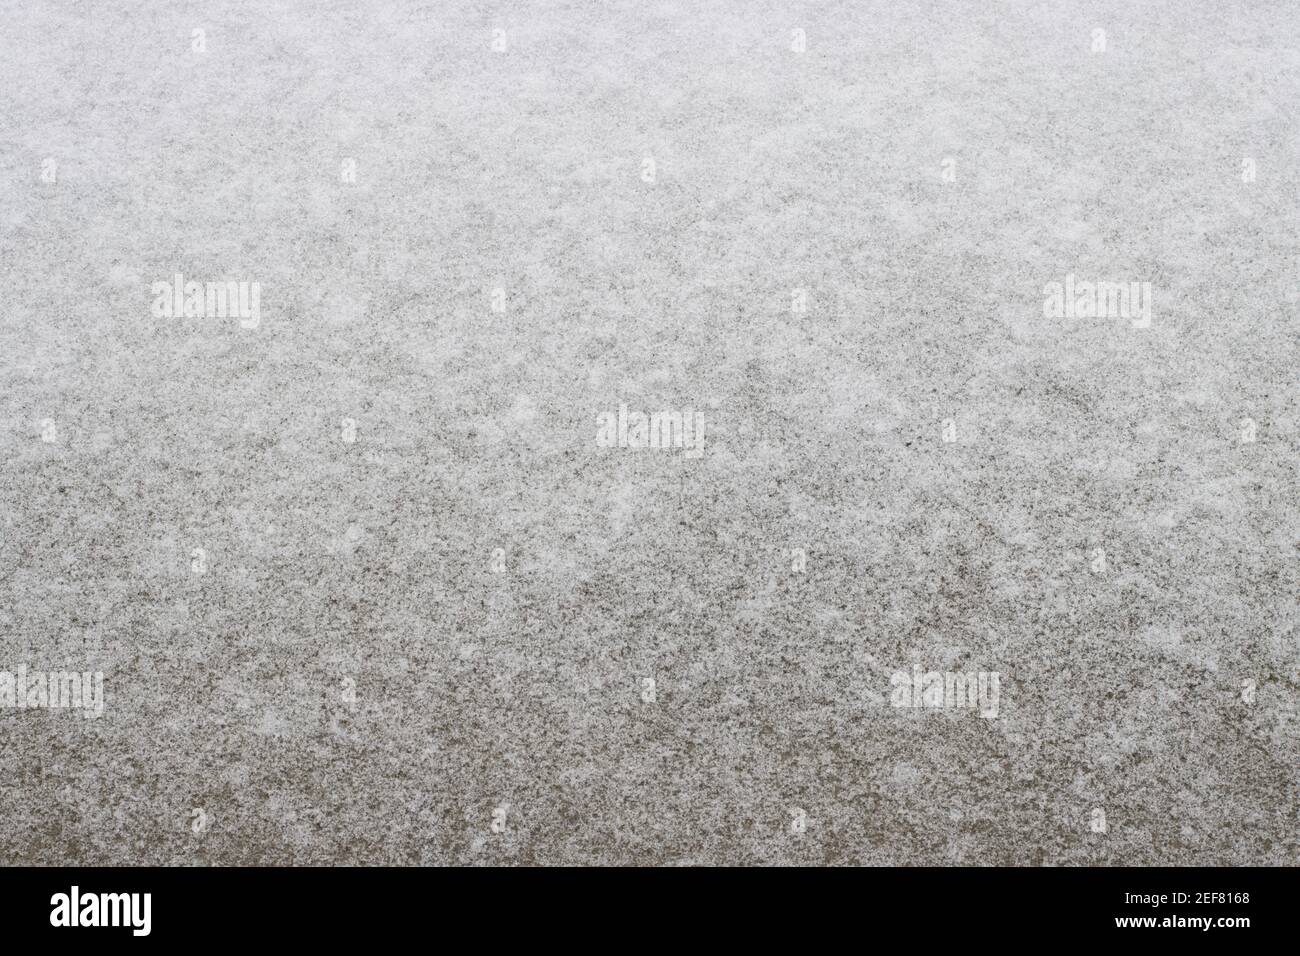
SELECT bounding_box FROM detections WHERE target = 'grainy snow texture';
[0,0,1296,866]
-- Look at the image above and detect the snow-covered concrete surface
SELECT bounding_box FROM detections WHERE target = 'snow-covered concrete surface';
[0,0,1295,864]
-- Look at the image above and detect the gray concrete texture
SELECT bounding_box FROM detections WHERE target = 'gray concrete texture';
[0,0,1296,865]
